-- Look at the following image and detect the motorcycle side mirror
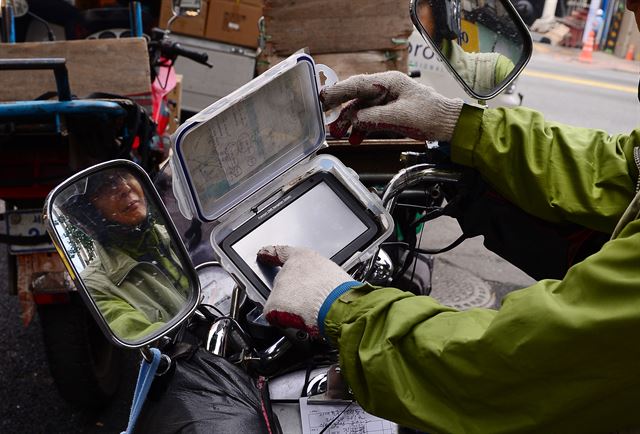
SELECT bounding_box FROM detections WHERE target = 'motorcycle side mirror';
[171,0,202,17]
[43,160,201,349]
[410,0,533,100]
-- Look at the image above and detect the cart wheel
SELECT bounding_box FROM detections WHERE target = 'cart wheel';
[38,297,122,409]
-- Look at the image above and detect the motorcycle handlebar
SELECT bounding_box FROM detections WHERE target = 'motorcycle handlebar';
[159,39,212,67]
[173,43,211,67]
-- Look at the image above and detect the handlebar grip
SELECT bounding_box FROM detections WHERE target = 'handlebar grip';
[172,43,210,66]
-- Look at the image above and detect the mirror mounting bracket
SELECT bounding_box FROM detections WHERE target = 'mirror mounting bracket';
[140,347,173,376]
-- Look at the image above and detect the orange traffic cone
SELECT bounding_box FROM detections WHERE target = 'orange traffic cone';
[579,31,595,63]
[625,44,635,61]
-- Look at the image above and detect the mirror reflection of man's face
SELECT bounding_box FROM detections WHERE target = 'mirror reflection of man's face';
[91,174,148,226]
[418,2,437,37]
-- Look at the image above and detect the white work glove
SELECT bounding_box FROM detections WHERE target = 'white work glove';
[257,245,359,337]
[321,71,464,145]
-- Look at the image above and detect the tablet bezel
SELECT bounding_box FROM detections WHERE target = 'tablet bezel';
[221,171,382,298]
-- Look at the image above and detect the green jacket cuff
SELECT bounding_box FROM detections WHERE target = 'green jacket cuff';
[450,104,485,167]
[323,284,415,344]
[317,281,363,338]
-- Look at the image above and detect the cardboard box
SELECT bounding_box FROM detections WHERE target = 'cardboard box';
[159,0,209,38]
[205,0,263,48]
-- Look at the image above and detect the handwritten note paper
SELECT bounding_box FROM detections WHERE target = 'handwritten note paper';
[299,398,397,434]
[181,62,313,215]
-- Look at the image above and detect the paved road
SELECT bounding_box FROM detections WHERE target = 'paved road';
[0,43,638,433]
[520,43,639,134]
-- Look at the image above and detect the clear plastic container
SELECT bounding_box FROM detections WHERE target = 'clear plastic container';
[170,53,393,303]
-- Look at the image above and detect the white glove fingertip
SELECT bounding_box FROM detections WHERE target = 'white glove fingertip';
[257,245,294,266]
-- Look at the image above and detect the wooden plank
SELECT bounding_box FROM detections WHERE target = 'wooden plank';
[264,0,413,55]
[265,0,409,19]
[264,16,412,54]
[0,38,151,102]
[257,49,408,78]
[314,50,408,78]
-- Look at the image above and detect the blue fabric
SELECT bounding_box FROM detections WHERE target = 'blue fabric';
[8,7,16,43]
[122,347,162,434]
[317,281,362,338]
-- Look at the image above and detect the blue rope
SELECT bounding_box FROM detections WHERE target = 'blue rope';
[121,348,162,434]
[8,6,16,43]
[132,1,144,37]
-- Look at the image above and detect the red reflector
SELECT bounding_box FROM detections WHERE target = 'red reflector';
[32,292,71,305]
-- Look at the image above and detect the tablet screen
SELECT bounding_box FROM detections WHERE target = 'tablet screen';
[230,180,368,289]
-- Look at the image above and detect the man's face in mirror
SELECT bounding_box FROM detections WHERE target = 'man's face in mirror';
[91,173,148,226]
[418,2,437,37]
[416,0,458,47]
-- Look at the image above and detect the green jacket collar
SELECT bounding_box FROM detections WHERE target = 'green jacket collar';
[94,224,175,285]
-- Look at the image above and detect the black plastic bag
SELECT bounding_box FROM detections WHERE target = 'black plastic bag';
[134,347,271,434]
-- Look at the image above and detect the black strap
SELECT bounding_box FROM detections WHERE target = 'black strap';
[258,377,282,434]
[0,233,50,245]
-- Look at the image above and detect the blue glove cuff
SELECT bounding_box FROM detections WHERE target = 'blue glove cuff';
[317,281,362,338]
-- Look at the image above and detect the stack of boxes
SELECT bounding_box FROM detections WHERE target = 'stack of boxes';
[258,0,414,78]
[160,0,414,79]
[159,0,263,48]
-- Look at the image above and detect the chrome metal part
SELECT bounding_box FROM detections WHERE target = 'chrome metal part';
[206,318,232,356]
[367,249,394,286]
[382,164,461,214]
[306,372,329,397]
[229,284,244,320]
[254,337,292,365]
[361,164,462,280]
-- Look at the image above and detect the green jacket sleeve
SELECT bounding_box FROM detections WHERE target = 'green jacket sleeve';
[82,260,170,341]
[494,55,514,84]
[324,219,640,433]
[450,104,640,234]
[95,296,165,341]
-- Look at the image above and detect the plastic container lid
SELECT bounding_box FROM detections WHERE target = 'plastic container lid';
[170,53,337,222]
